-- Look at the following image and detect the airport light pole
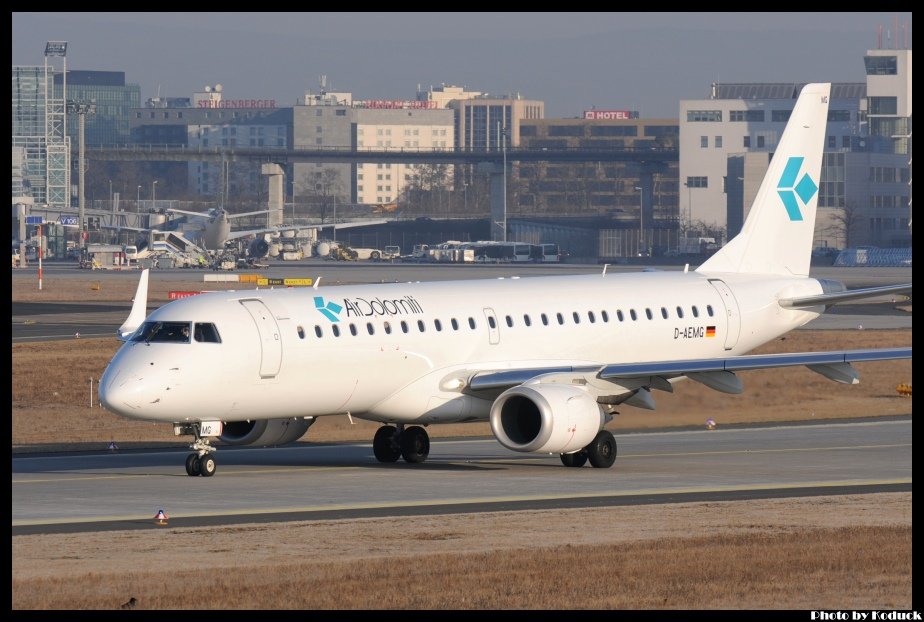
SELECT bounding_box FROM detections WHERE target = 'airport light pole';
[152,180,158,211]
[137,185,142,208]
[66,100,95,249]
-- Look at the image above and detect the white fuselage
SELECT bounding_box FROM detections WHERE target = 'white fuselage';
[98,270,824,425]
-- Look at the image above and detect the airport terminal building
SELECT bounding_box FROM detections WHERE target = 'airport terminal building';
[679,47,911,249]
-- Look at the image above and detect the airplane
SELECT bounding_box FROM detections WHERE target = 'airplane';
[107,205,387,257]
[99,83,911,477]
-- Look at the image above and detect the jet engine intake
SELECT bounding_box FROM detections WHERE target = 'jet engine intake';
[220,418,313,446]
[489,384,603,454]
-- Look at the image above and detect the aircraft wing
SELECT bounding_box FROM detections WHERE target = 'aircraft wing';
[166,208,208,218]
[226,226,284,241]
[779,283,912,309]
[465,347,911,404]
[228,209,272,219]
[101,224,150,233]
[225,219,391,241]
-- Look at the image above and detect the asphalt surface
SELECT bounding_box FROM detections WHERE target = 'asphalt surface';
[11,417,911,535]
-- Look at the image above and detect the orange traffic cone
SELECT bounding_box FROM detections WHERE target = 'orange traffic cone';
[153,509,169,526]
[705,418,717,430]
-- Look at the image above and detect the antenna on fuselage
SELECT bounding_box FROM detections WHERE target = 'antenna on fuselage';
[602,264,609,276]
[313,276,322,290]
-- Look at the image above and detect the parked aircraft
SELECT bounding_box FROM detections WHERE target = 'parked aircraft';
[99,84,911,476]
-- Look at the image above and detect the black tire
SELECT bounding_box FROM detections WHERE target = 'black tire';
[560,451,588,468]
[586,431,617,469]
[373,426,401,463]
[199,455,217,477]
[371,251,381,261]
[185,453,200,476]
[400,426,430,464]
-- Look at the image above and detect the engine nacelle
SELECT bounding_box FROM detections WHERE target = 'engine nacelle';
[247,238,270,258]
[220,418,313,447]
[489,384,604,454]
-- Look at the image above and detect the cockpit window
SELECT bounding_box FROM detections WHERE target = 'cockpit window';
[194,323,222,343]
[131,321,191,343]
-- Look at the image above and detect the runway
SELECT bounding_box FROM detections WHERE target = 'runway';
[12,417,911,535]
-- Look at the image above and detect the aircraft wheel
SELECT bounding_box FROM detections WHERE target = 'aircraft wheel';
[373,426,401,463]
[560,451,588,468]
[185,453,201,477]
[400,426,430,464]
[199,455,217,477]
[586,431,617,469]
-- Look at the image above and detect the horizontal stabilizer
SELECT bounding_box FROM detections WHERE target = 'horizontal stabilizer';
[779,283,912,309]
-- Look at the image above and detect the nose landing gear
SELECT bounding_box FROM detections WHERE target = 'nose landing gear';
[175,422,219,477]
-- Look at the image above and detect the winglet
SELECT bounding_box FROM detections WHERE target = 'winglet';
[117,269,149,340]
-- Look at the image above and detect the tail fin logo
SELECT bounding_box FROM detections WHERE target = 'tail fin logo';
[314,296,343,322]
[776,156,817,222]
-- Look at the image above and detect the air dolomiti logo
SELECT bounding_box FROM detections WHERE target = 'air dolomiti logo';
[776,156,818,222]
[315,294,424,322]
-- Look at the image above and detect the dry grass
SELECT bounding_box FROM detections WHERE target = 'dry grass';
[11,329,913,451]
[11,493,913,609]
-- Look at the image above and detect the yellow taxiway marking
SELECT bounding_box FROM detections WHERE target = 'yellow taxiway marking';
[11,477,911,527]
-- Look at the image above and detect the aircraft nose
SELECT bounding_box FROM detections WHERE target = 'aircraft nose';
[99,367,144,416]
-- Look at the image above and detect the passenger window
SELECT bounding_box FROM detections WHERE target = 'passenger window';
[661,307,668,319]
[367,322,375,335]
[505,316,513,328]
[418,320,426,332]
[541,313,549,326]
[332,325,341,337]
[617,310,624,322]
[468,317,476,329]
[556,313,564,325]
[645,308,653,320]
[707,305,715,317]
[488,316,496,329]
[313,326,322,338]
[572,312,580,324]
[676,306,684,319]
[401,321,409,333]
[523,314,531,327]
[434,319,442,332]
[601,311,609,322]
[588,311,596,323]
[349,324,358,336]
[630,309,637,321]
[451,318,459,330]
[692,306,700,318]
[384,321,392,334]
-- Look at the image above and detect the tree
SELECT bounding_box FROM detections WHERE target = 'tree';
[824,200,862,249]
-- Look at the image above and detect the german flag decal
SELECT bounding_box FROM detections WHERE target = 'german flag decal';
[705,326,716,337]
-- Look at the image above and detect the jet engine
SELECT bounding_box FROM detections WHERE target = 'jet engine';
[489,384,604,455]
[247,237,270,258]
[220,418,314,447]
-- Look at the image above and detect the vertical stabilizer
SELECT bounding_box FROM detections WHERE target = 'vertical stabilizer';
[698,83,830,276]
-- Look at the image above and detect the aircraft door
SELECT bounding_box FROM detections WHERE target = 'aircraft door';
[240,299,283,377]
[483,307,500,345]
[708,279,741,350]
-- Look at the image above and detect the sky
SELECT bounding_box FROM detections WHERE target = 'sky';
[12,12,913,119]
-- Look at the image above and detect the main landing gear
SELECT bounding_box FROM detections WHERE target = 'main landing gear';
[175,423,218,477]
[372,424,430,464]
[560,430,617,469]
